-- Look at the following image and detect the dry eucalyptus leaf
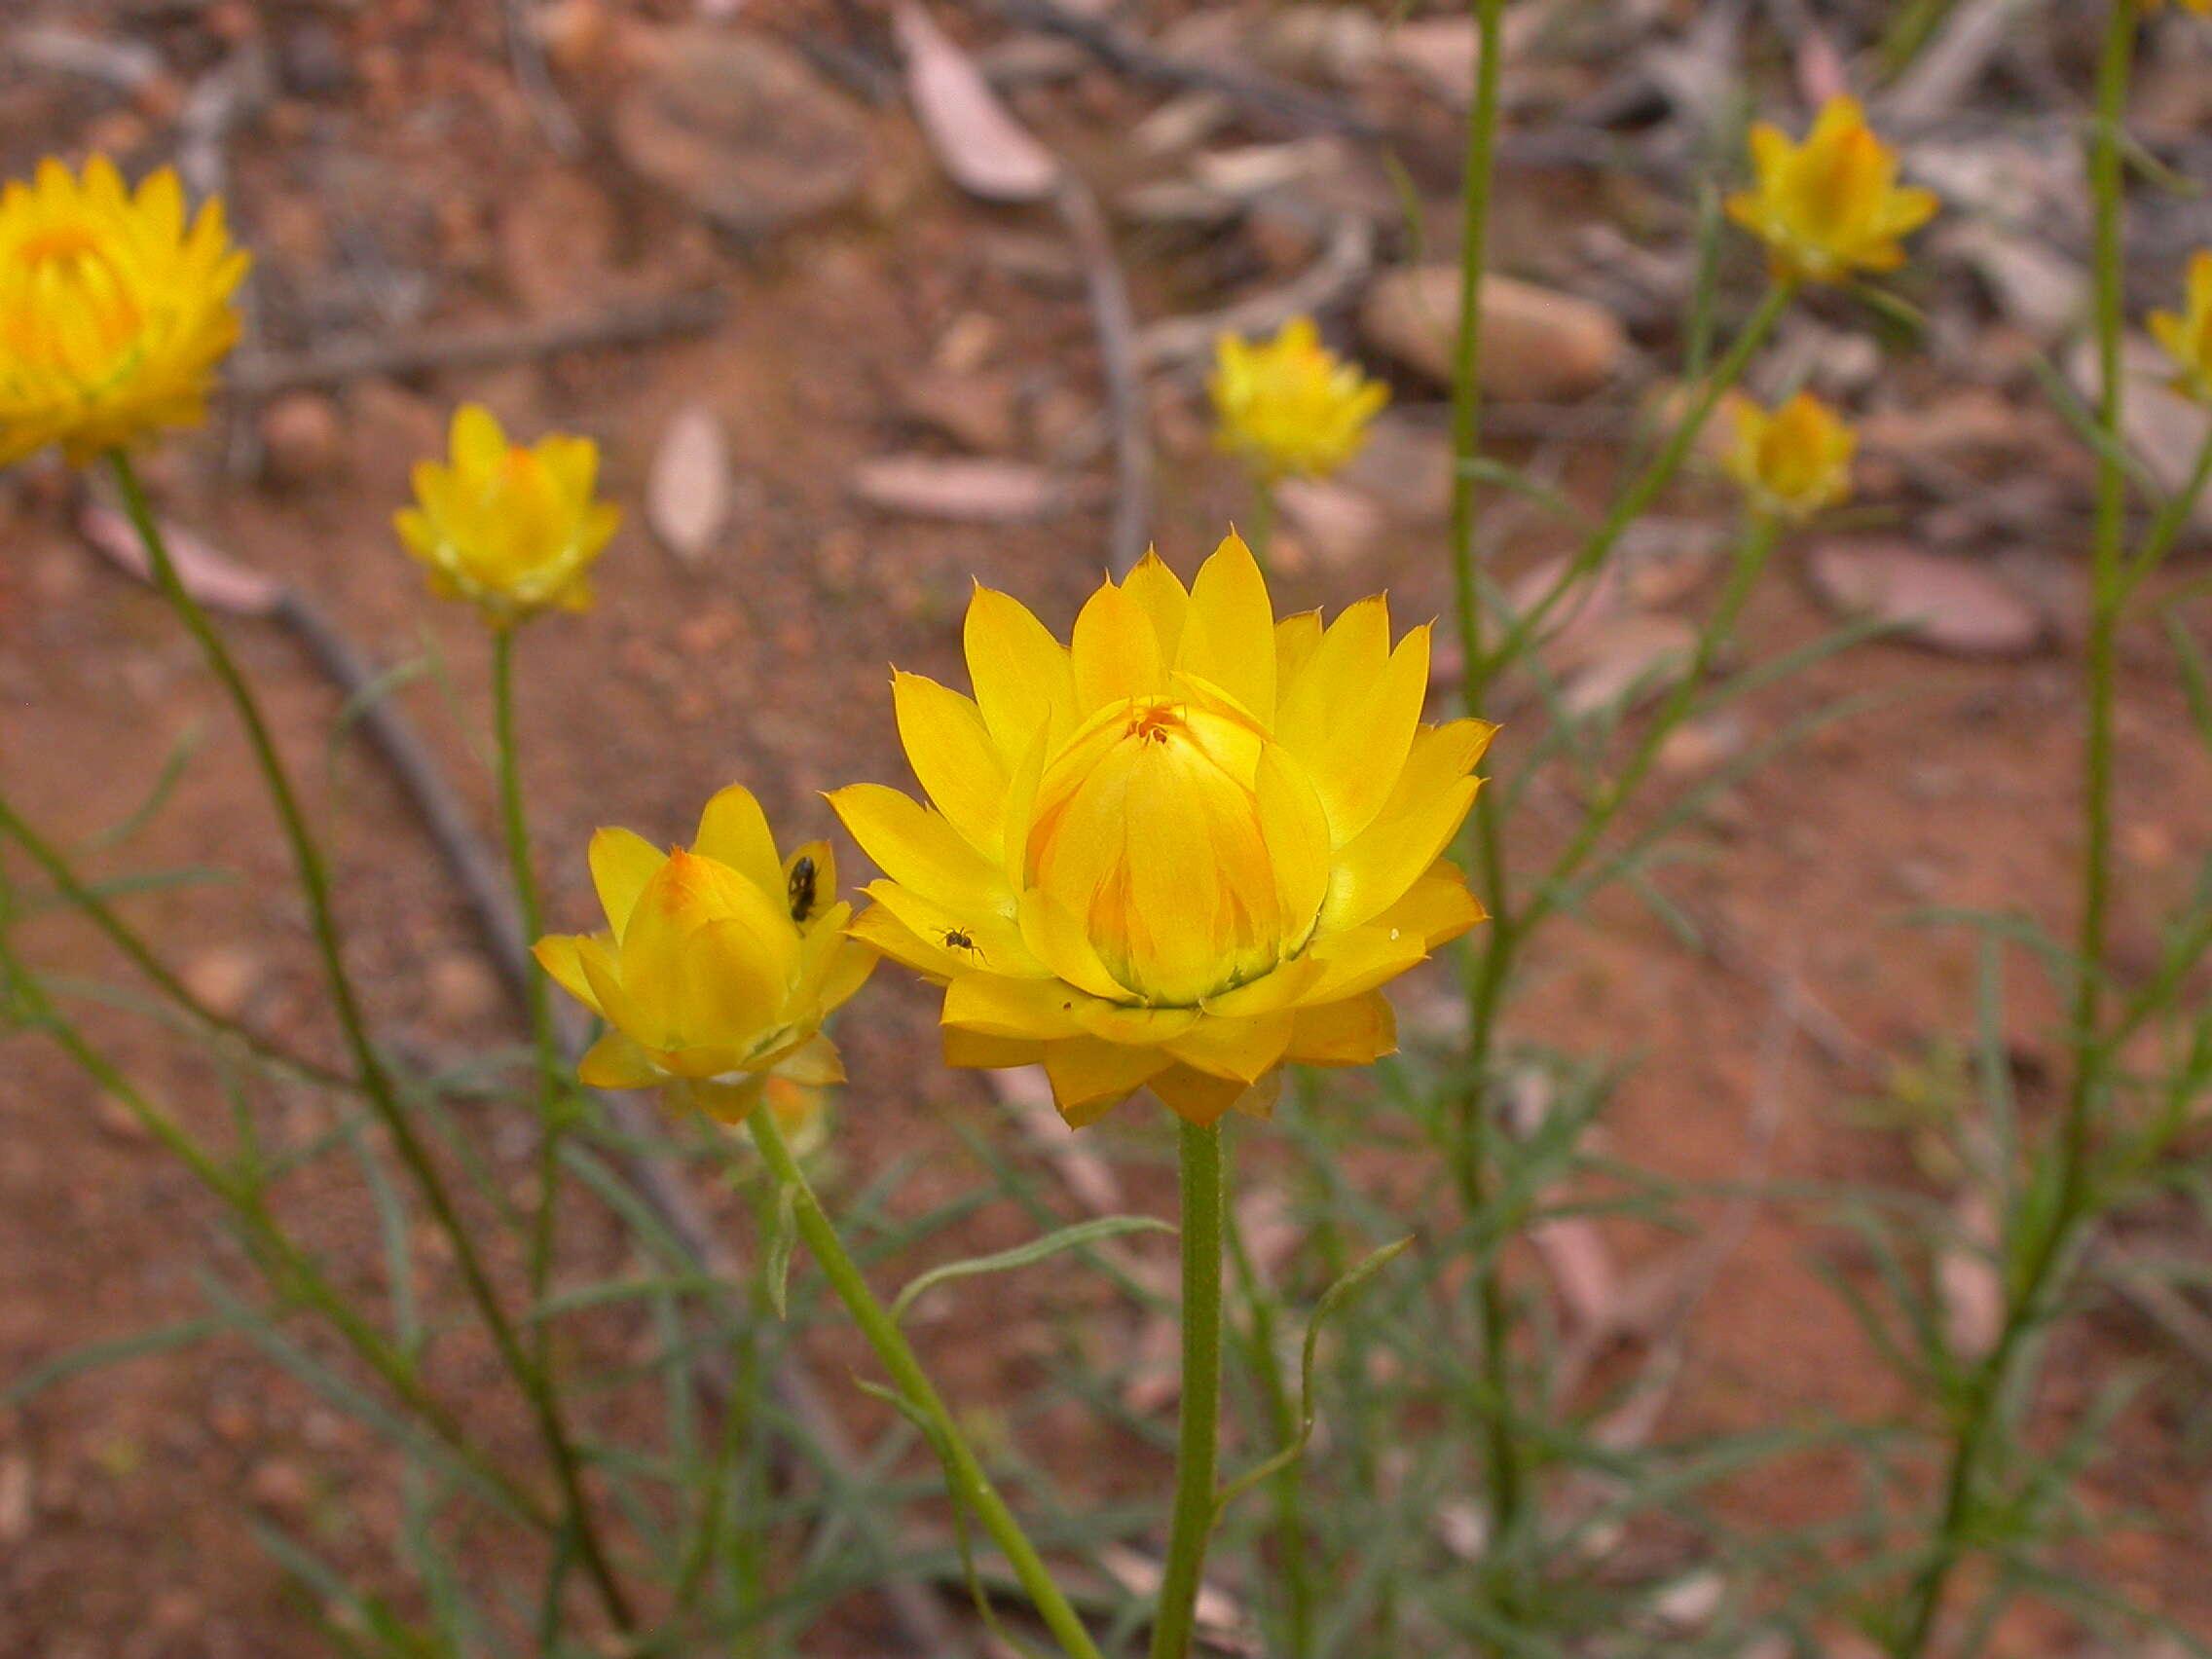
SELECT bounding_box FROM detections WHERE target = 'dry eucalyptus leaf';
[851,455,1073,522]
[894,2,1058,204]
[80,503,284,618]
[646,402,732,564]
[1806,541,2046,658]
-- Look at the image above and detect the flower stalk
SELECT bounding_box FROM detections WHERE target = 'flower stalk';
[491,625,571,1349]
[741,1097,1107,1659]
[1890,6,2140,1652]
[1151,1117,1228,1659]
[108,450,637,1635]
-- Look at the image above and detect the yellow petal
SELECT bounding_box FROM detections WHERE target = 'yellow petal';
[817,936,878,1015]
[1284,992,1397,1065]
[943,1028,1045,1069]
[892,671,1011,856]
[1255,745,1331,945]
[1148,1063,1254,1127]
[1367,859,1486,949]
[941,973,1089,1040]
[1164,1011,1294,1082]
[532,932,606,1015]
[851,903,966,979]
[1274,610,1324,688]
[829,784,1004,908]
[451,403,509,473]
[1043,1036,1171,1124]
[1121,549,1191,663]
[1320,775,1481,936]
[1300,925,1429,1003]
[864,879,1040,977]
[692,785,787,902]
[1069,579,1165,713]
[1016,887,1138,1003]
[1070,1000,1201,1045]
[965,584,1074,755]
[775,1032,847,1086]
[578,1030,660,1088]
[1285,614,1430,844]
[1176,532,1276,723]
[589,827,666,939]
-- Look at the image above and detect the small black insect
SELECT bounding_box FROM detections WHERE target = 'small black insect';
[940,928,982,959]
[786,856,819,925]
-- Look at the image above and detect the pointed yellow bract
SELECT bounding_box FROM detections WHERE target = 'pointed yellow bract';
[2150,249,2212,406]
[1725,96,1937,286]
[832,534,1493,1129]
[0,156,249,466]
[1208,316,1388,482]
[1721,390,1856,521]
[395,404,619,626]
[533,786,874,1122]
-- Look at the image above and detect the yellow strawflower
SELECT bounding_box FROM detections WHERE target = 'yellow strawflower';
[534,786,875,1122]
[1726,96,1937,285]
[0,155,248,466]
[2150,250,2212,405]
[395,404,619,626]
[830,533,1491,1129]
[1721,390,1856,520]
[1209,316,1388,482]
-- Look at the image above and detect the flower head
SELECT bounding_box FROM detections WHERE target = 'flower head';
[1725,96,1937,286]
[534,786,875,1122]
[0,156,249,466]
[831,533,1491,1129]
[2150,250,2212,406]
[1721,389,1856,520]
[395,404,619,626]
[1209,316,1388,482]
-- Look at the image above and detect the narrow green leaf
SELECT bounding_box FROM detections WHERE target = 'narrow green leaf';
[1216,1235,1415,1514]
[764,1177,799,1321]
[890,1214,1174,1325]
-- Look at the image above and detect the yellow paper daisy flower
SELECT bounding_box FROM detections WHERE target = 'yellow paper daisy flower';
[1726,96,1938,286]
[534,786,875,1122]
[830,533,1492,1129]
[0,155,249,466]
[2150,250,2212,406]
[1209,316,1388,482]
[395,404,619,626]
[1721,389,1856,520]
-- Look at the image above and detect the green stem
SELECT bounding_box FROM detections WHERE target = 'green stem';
[2116,423,2212,608]
[1440,7,1519,1624]
[1470,281,1793,713]
[1519,511,1786,938]
[106,452,635,1635]
[1247,474,1277,577]
[1151,1118,1227,1659]
[0,920,551,1528]
[492,628,570,1349]
[1226,1192,1312,1657]
[1891,8,2140,1653]
[1446,0,1510,694]
[744,1100,1105,1659]
[0,790,352,1091]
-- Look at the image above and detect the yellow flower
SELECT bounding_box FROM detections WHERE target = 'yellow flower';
[534,786,875,1122]
[2150,250,2212,405]
[1721,390,1856,520]
[1209,316,1388,482]
[395,404,619,625]
[830,533,1492,1129]
[1725,96,1937,286]
[0,155,249,466]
